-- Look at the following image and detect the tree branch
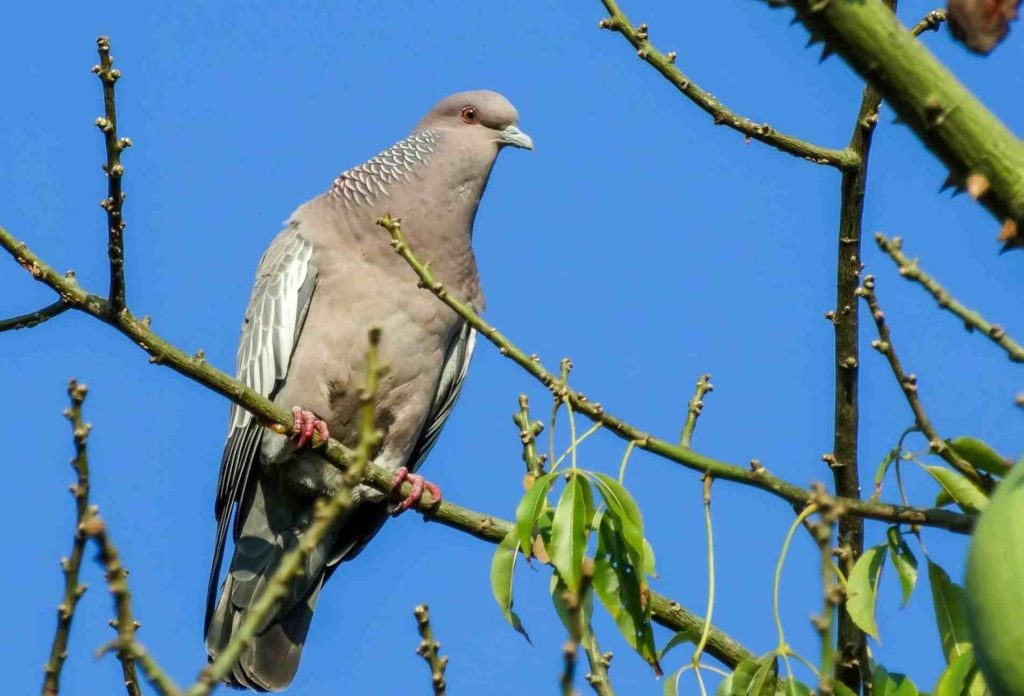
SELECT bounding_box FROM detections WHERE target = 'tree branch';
[679,374,712,449]
[875,233,1024,363]
[596,0,859,169]
[377,214,973,535]
[0,300,68,332]
[823,0,905,680]
[42,380,95,695]
[93,37,131,311]
[857,275,987,489]
[413,605,449,696]
[81,514,144,696]
[776,0,1024,248]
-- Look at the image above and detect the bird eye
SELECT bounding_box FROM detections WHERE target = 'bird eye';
[460,106,479,124]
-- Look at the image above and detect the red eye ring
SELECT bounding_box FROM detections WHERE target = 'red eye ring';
[460,106,479,124]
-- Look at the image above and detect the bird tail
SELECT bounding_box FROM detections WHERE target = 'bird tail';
[205,474,339,692]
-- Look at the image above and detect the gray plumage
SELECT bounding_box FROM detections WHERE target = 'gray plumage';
[204,91,532,691]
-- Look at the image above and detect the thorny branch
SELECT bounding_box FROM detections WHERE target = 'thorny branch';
[378,215,972,535]
[413,605,449,696]
[857,275,988,490]
[876,233,1024,363]
[596,0,859,169]
[777,0,1024,247]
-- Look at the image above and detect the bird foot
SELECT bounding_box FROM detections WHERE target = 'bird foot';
[291,406,330,448]
[390,467,442,514]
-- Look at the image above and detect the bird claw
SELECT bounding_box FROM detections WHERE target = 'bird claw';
[291,406,330,448]
[390,466,442,514]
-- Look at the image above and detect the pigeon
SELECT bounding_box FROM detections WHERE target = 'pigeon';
[204,90,533,691]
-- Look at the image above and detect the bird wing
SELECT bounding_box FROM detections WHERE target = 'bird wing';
[324,320,477,568]
[206,223,317,629]
[408,320,477,473]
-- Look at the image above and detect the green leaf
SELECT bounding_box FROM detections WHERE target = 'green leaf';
[658,629,696,661]
[514,472,556,559]
[874,447,900,500]
[489,528,530,642]
[779,678,812,695]
[847,544,887,640]
[548,474,589,592]
[935,488,954,508]
[928,561,971,664]
[550,573,593,634]
[832,682,858,696]
[925,467,988,514]
[643,537,658,577]
[748,653,779,696]
[873,665,920,696]
[887,526,919,607]
[588,472,646,570]
[949,436,1011,477]
[933,646,975,696]
[593,513,660,673]
[716,657,776,696]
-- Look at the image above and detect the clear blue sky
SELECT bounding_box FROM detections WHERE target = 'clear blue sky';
[2,2,1021,694]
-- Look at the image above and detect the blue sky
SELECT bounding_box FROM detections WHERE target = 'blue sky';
[2,2,1022,694]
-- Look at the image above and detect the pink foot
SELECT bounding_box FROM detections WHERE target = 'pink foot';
[291,406,330,448]
[391,466,442,513]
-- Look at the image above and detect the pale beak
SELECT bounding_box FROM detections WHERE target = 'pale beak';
[498,125,534,150]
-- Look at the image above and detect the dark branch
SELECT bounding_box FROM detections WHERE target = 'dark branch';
[93,37,130,312]
[0,299,69,332]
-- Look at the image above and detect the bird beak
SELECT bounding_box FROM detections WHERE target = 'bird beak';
[498,125,534,150]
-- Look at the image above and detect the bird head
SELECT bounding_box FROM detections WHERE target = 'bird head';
[417,90,534,151]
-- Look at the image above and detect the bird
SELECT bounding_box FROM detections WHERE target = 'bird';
[204,90,533,691]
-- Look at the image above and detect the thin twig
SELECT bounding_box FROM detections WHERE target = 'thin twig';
[0,300,68,333]
[184,329,385,696]
[910,9,948,36]
[81,514,145,696]
[93,37,130,312]
[680,374,713,448]
[597,0,858,169]
[875,233,1024,363]
[810,504,840,695]
[413,605,448,695]
[377,214,973,534]
[42,380,93,695]
[857,275,987,489]
[513,394,547,478]
[581,631,614,696]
